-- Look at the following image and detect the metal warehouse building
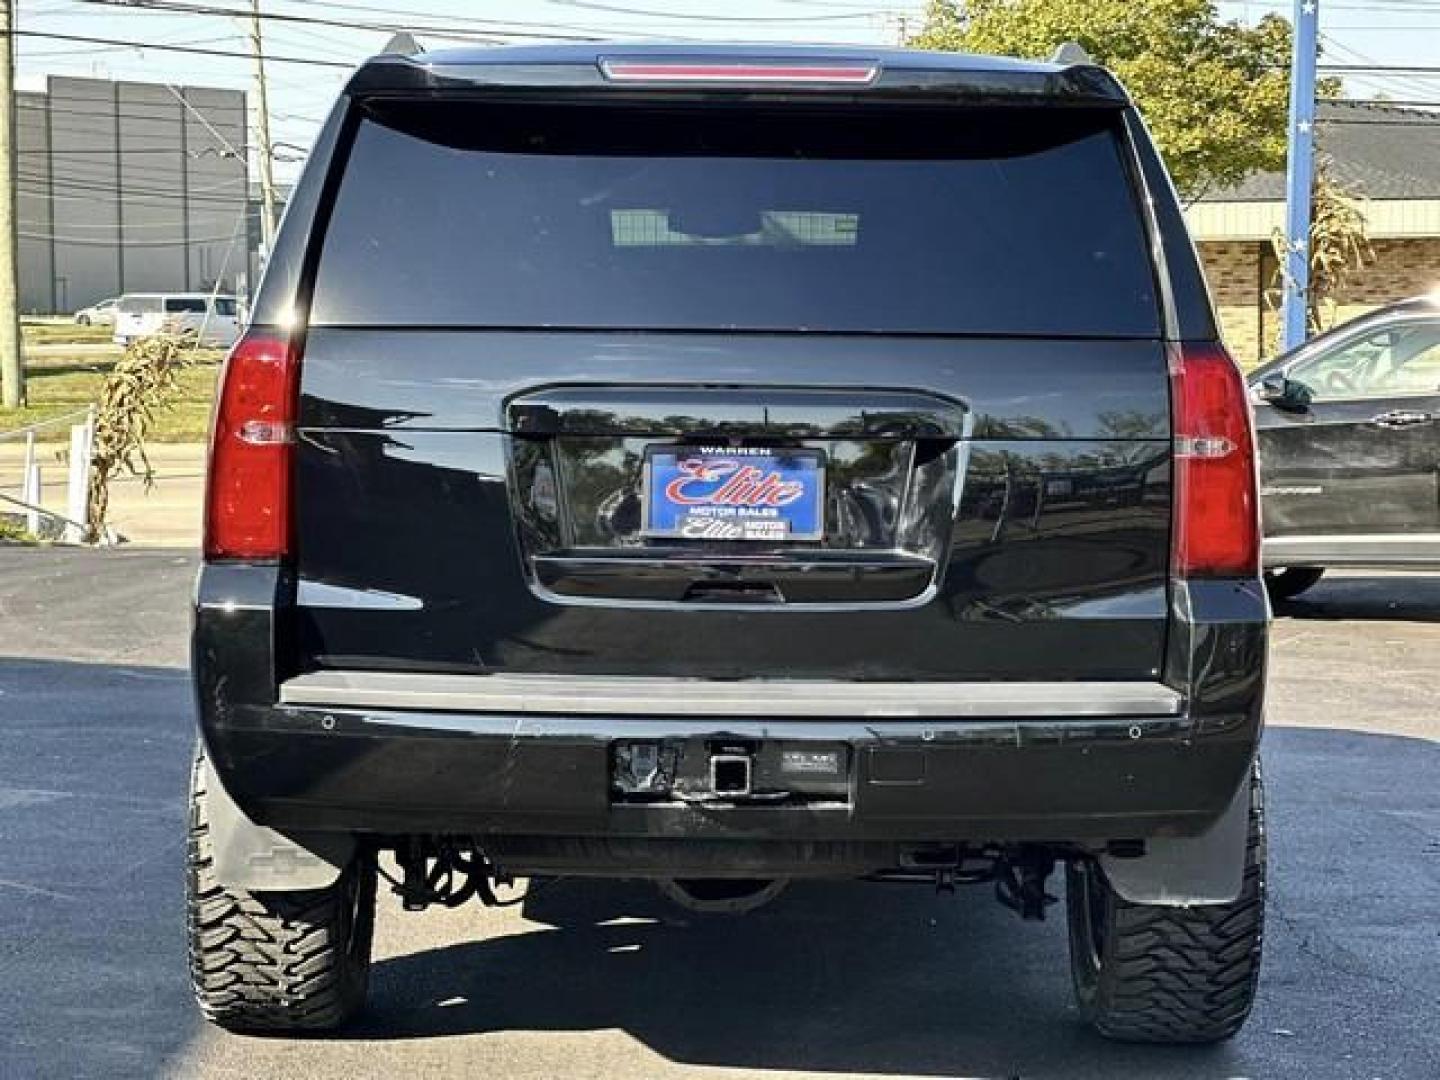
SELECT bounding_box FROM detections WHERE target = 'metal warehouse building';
[17,75,250,315]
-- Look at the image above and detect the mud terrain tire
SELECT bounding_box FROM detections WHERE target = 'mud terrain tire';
[186,754,375,1033]
[1066,765,1265,1043]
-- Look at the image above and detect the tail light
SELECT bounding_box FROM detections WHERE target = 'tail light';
[1170,343,1260,578]
[204,332,300,560]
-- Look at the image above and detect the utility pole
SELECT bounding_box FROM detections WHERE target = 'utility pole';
[1281,0,1320,352]
[1,0,25,408]
[248,0,278,260]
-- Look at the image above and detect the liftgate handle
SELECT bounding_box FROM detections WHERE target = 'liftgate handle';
[1370,409,1435,428]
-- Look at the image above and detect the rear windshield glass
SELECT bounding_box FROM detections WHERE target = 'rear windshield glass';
[164,297,207,313]
[311,103,1159,336]
[213,297,238,317]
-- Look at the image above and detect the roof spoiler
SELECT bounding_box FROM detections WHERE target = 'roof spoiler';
[345,53,1128,106]
[1050,41,1094,65]
[380,32,423,58]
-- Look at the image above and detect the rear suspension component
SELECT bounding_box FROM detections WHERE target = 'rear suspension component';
[385,838,522,911]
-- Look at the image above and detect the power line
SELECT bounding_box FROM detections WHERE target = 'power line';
[19,210,238,229]
[20,229,242,246]
[17,145,234,153]
[21,161,243,188]
[23,33,238,58]
[73,0,606,43]
[1321,121,1440,126]
[17,97,240,125]
[270,108,326,123]
[261,23,369,62]
[1320,34,1440,101]
[5,28,355,67]
[21,58,283,85]
[266,0,699,40]
[1319,41,1440,110]
[20,168,246,198]
[25,20,1440,80]
[1321,97,1440,108]
[18,143,244,170]
[1317,64,1440,75]
[15,147,246,172]
[76,0,493,44]
[8,13,870,77]
[1264,0,1440,9]
[165,81,242,161]
[543,0,882,21]
[21,183,246,208]
[21,164,242,187]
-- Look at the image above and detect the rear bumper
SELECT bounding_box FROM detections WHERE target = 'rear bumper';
[193,565,1266,873]
[204,703,1254,844]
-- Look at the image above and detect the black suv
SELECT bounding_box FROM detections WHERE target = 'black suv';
[188,44,1269,1043]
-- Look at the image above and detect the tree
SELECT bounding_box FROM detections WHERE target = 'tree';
[911,0,1296,200]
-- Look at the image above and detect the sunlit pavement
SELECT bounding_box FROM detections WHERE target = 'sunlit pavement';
[1,549,1435,1080]
[0,444,206,547]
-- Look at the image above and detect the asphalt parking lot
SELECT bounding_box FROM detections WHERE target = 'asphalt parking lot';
[1,548,1436,1080]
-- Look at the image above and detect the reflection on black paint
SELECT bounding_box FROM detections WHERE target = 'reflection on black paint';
[293,427,1171,679]
[296,330,1171,442]
[290,328,1175,680]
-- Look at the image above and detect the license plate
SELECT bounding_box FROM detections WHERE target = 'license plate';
[643,446,825,541]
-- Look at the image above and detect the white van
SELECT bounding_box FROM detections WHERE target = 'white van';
[113,293,242,348]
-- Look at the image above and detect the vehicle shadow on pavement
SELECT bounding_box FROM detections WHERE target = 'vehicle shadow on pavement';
[1272,573,1440,622]
[3,651,1435,1080]
[353,725,1439,1080]
[362,877,1171,1078]
[0,657,197,1080]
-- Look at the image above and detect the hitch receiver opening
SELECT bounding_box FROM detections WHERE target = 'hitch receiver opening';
[710,753,752,796]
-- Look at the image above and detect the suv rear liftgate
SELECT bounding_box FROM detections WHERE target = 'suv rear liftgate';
[189,45,1268,1043]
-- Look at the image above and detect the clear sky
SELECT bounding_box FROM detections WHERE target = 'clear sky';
[16,0,1440,183]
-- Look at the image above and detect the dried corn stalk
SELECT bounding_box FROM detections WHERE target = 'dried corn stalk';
[1267,158,1375,345]
[85,333,195,542]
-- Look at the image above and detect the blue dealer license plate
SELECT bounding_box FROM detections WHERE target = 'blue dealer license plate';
[643,446,826,542]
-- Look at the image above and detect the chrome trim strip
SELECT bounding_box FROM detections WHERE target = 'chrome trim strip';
[296,581,424,611]
[280,671,1183,719]
[1263,533,1440,568]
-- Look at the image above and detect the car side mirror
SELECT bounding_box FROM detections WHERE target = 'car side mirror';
[1256,374,1312,414]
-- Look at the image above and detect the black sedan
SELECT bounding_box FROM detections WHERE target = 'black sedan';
[1249,294,1440,599]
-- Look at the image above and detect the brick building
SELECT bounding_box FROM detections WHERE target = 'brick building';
[1184,100,1440,367]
